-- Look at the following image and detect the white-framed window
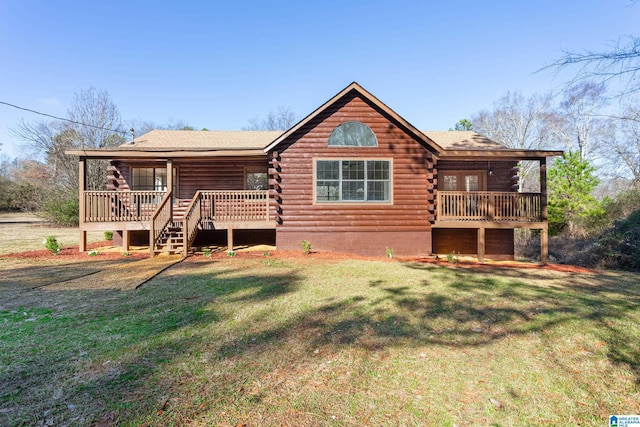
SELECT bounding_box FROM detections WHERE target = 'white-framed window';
[315,159,390,202]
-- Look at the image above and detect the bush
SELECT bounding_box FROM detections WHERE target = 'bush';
[42,196,79,226]
[104,231,113,241]
[44,236,60,255]
[301,240,311,255]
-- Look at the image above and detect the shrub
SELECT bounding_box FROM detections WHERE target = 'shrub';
[104,231,113,241]
[385,247,394,258]
[301,240,311,255]
[44,236,60,255]
[42,196,79,226]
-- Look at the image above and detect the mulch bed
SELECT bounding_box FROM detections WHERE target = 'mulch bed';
[2,241,147,261]
[2,241,595,274]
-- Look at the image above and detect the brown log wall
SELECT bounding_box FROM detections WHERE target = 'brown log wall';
[269,92,436,255]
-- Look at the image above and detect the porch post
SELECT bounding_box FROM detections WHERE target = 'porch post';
[540,158,549,264]
[122,230,130,253]
[477,227,485,263]
[78,157,87,252]
[227,228,234,252]
[541,226,549,265]
[166,159,174,219]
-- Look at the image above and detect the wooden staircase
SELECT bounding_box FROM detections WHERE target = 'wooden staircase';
[153,221,185,254]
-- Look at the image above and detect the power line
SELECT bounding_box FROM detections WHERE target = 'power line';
[0,100,127,134]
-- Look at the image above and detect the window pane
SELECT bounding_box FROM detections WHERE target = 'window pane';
[132,168,154,191]
[316,181,339,201]
[367,181,389,201]
[367,160,389,180]
[154,168,167,191]
[342,161,364,180]
[246,171,268,190]
[342,180,365,201]
[443,175,457,191]
[328,121,378,147]
[465,175,479,191]
[317,160,339,180]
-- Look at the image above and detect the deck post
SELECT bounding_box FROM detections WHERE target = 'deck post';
[540,158,549,264]
[122,230,130,253]
[227,228,234,252]
[477,227,485,263]
[166,159,173,220]
[78,157,86,252]
[540,226,549,265]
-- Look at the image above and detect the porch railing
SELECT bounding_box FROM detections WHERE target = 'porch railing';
[83,191,165,222]
[437,191,541,222]
[200,190,269,222]
[150,191,173,254]
[183,191,203,257]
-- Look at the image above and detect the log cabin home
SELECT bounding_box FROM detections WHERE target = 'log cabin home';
[66,82,562,262]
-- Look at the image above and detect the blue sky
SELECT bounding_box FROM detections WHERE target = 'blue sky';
[0,0,638,158]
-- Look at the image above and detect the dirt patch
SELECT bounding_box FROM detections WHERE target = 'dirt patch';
[42,255,183,291]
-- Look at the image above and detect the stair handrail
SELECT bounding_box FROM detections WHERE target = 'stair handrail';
[149,191,173,256]
[182,191,202,257]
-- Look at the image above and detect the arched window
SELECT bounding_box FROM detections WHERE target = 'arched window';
[328,121,378,147]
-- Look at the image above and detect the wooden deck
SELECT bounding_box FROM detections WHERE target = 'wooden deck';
[435,191,544,227]
[81,190,274,228]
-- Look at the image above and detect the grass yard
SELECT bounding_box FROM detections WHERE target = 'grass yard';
[0,212,104,255]
[0,251,639,426]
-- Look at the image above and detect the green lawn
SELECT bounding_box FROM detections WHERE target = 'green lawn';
[0,255,639,426]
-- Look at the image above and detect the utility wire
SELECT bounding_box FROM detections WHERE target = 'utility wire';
[0,100,128,134]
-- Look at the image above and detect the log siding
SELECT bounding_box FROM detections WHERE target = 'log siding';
[270,92,436,256]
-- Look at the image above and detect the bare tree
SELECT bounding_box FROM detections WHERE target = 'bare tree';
[543,36,640,96]
[603,104,640,183]
[555,82,609,161]
[472,91,558,191]
[12,87,125,192]
[244,106,298,131]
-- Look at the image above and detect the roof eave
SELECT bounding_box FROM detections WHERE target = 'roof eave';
[439,149,564,160]
[65,149,268,159]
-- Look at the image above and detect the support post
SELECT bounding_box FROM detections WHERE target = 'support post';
[78,157,87,252]
[166,159,174,220]
[540,158,549,264]
[227,228,234,252]
[477,227,485,263]
[541,227,549,265]
[540,158,548,222]
[123,230,130,254]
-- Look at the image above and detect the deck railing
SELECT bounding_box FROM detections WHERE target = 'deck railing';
[183,191,203,257]
[200,190,269,222]
[150,191,173,254]
[437,191,541,222]
[83,191,165,222]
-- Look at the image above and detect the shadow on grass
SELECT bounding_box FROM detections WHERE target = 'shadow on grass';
[2,259,639,426]
[0,262,302,426]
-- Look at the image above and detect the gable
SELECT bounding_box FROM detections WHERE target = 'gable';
[266,82,442,156]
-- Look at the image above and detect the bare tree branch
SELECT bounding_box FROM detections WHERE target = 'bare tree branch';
[541,36,640,96]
